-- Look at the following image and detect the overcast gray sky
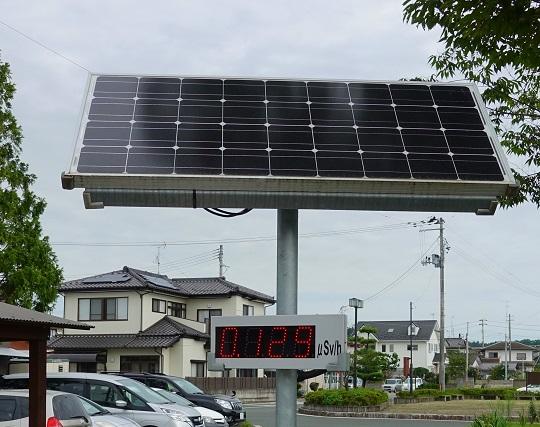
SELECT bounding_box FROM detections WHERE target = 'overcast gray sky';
[1,0,538,343]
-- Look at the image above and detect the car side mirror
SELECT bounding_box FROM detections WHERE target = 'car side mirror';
[61,417,91,427]
[115,400,128,408]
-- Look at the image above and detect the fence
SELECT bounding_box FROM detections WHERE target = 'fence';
[186,377,276,402]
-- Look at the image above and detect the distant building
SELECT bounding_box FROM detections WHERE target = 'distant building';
[353,320,440,374]
[472,341,539,378]
[47,266,275,378]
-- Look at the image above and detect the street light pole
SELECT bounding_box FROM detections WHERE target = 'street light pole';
[349,298,364,388]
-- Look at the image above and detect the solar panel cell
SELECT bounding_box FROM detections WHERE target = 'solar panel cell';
[363,152,411,178]
[438,107,484,130]
[390,84,433,106]
[353,105,397,127]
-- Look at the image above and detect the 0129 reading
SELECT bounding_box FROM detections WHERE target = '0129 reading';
[215,325,316,359]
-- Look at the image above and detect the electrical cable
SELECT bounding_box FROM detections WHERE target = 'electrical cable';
[203,208,252,218]
[0,19,91,73]
[364,237,439,302]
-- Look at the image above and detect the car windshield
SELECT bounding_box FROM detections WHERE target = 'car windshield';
[171,377,204,394]
[386,379,396,384]
[117,378,171,404]
[77,396,110,416]
[152,388,194,407]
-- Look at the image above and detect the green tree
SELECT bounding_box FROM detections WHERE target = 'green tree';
[447,350,466,380]
[0,57,62,311]
[413,367,430,380]
[403,0,540,207]
[490,364,506,380]
[350,349,399,388]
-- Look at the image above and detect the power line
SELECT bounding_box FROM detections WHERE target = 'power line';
[364,237,439,302]
[51,222,416,248]
[0,19,91,73]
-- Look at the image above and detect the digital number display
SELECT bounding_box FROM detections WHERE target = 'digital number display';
[215,325,315,359]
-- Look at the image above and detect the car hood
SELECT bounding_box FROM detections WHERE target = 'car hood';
[153,401,202,417]
[91,414,140,427]
[194,406,226,420]
[212,394,239,403]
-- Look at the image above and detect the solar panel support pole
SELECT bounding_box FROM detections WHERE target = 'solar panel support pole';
[276,209,298,427]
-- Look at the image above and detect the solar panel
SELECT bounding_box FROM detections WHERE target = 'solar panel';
[82,273,130,284]
[62,75,516,214]
[141,274,178,290]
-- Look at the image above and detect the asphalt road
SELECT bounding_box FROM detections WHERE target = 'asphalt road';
[244,404,470,427]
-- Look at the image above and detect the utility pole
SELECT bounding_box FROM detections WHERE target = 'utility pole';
[508,314,512,369]
[420,217,447,391]
[479,319,487,347]
[218,245,224,277]
[409,301,414,394]
[465,322,469,385]
[504,334,508,381]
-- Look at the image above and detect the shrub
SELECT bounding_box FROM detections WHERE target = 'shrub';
[305,388,388,407]
[309,382,319,391]
[529,399,538,423]
[471,411,508,427]
[238,422,254,427]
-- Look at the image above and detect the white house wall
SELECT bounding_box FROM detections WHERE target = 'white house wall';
[63,291,140,335]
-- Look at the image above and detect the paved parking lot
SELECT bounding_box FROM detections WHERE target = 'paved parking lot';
[245,404,470,427]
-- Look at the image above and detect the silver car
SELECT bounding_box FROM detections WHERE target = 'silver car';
[0,389,92,427]
[77,395,141,427]
[2,373,197,427]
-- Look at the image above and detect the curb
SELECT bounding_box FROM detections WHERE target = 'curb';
[298,407,477,421]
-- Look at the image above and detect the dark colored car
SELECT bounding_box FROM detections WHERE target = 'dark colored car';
[116,373,246,425]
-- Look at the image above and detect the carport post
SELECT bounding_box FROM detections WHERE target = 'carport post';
[29,337,47,427]
[276,209,298,427]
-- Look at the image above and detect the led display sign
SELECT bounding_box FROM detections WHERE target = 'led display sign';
[209,314,347,371]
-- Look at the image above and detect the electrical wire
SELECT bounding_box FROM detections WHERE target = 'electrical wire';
[51,221,416,247]
[203,208,252,218]
[0,19,91,73]
[364,237,439,302]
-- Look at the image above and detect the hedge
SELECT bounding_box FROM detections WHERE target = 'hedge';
[396,387,521,400]
[305,388,388,407]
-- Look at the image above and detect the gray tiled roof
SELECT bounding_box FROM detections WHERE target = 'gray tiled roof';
[358,320,438,341]
[483,341,538,351]
[172,277,275,303]
[60,266,275,303]
[446,338,466,348]
[48,317,208,350]
[0,302,91,330]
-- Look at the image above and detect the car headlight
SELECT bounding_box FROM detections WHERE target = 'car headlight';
[215,398,233,409]
[203,415,214,424]
[160,407,193,425]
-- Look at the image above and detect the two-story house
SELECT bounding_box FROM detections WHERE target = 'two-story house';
[49,266,274,378]
[355,320,440,374]
[471,341,539,377]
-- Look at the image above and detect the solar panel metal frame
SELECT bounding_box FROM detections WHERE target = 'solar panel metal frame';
[62,73,517,215]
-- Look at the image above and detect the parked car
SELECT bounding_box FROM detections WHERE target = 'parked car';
[151,388,228,427]
[0,389,92,427]
[115,373,245,425]
[1,373,198,427]
[517,384,540,393]
[77,395,142,426]
[346,376,363,388]
[382,378,402,393]
[398,377,424,392]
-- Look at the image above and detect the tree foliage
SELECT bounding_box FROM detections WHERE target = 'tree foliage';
[403,0,540,207]
[447,350,466,380]
[350,348,399,388]
[0,57,62,311]
[490,364,506,380]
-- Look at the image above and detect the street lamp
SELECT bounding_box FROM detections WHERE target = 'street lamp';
[349,298,364,388]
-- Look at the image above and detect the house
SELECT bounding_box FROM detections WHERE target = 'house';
[48,266,275,378]
[354,320,440,374]
[471,341,539,377]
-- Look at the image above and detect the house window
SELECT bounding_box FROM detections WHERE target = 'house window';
[407,344,418,351]
[243,305,254,316]
[488,352,499,358]
[517,353,527,360]
[191,361,206,377]
[168,302,186,318]
[381,344,386,352]
[78,297,128,321]
[389,344,394,352]
[152,299,166,313]
[198,309,222,329]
